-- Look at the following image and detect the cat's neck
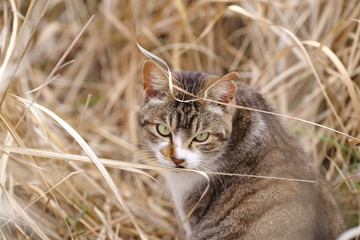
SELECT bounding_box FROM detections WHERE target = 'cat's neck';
[215,91,272,174]
[164,171,205,238]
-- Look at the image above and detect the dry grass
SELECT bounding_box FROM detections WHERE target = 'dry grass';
[0,0,359,239]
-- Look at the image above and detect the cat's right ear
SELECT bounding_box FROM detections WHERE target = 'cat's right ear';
[142,60,169,100]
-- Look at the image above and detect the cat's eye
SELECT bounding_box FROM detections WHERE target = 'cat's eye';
[156,124,171,137]
[194,132,209,142]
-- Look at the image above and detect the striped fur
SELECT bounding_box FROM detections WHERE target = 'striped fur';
[138,60,345,239]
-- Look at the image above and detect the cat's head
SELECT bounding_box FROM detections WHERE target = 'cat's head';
[138,60,238,171]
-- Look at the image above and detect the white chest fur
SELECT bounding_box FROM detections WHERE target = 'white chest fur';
[164,171,204,238]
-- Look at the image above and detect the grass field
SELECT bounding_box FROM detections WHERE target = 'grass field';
[0,0,359,239]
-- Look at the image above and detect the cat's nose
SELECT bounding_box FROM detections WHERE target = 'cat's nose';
[171,157,185,165]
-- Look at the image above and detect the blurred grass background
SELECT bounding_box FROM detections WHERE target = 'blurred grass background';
[0,0,359,239]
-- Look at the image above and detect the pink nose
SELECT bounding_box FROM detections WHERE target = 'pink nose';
[171,158,185,164]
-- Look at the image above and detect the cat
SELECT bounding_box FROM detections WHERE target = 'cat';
[138,60,345,240]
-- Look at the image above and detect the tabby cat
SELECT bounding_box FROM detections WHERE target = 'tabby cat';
[138,60,345,240]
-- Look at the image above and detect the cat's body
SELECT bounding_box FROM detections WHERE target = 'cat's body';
[138,60,345,239]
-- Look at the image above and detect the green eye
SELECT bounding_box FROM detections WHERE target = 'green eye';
[156,124,171,137]
[194,132,209,142]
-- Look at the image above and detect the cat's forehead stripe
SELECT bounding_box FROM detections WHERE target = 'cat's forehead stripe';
[168,102,201,133]
[175,71,207,94]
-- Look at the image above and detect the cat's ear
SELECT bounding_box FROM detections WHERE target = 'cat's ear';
[204,71,238,106]
[142,60,169,100]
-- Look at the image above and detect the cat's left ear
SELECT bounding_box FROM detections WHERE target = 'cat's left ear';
[204,71,239,106]
[142,60,170,100]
